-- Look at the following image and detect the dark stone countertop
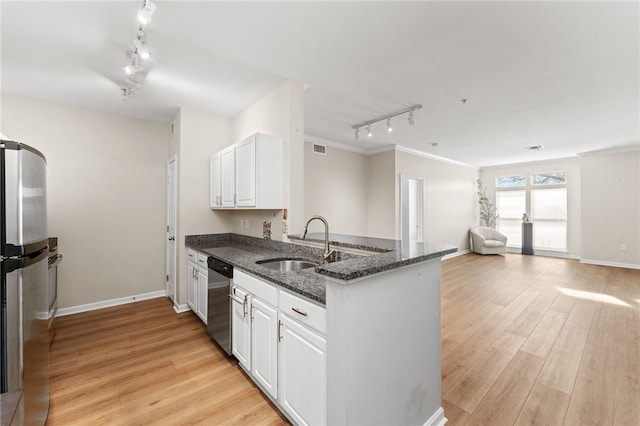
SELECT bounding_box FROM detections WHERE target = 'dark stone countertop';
[185,233,457,305]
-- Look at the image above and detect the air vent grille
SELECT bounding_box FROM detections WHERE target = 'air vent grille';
[313,144,327,155]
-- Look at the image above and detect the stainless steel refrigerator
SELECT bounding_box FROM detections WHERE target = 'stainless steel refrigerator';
[0,140,49,425]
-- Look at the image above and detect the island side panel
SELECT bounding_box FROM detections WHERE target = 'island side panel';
[326,258,444,425]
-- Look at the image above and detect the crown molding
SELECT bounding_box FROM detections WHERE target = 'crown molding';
[394,145,479,170]
[577,143,640,158]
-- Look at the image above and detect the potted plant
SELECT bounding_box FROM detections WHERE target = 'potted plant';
[476,179,497,228]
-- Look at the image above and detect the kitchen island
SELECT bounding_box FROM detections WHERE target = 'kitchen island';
[186,233,456,426]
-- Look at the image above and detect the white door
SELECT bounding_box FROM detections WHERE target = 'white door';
[251,297,278,399]
[279,314,327,425]
[231,286,251,369]
[400,175,424,244]
[210,153,222,208]
[235,135,256,207]
[166,157,177,302]
[220,146,236,208]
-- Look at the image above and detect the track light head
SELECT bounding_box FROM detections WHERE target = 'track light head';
[386,117,393,132]
[408,109,415,125]
[133,38,151,60]
[137,0,156,26]
[367,125,373,138]
[354,127,360,140]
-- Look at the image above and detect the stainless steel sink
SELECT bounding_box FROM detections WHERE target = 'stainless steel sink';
[257,259,319,272]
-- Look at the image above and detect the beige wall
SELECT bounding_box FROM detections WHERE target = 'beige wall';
[1,93,168,308]
[480,158,582,257]
[581,150,640,266]
[396,150,479,250]
[170,108,232,306]
[303,141,369,236]
[230,80,305,239]
[366,150,397,239]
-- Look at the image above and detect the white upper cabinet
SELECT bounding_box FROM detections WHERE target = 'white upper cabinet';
[209,153,221,208]
[235,136,257,207]
[210,133,283,210]
[220,146,236,208]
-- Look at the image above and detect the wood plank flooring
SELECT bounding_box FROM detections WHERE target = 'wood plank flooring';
[46,299,288,425]
[46,253,639,425]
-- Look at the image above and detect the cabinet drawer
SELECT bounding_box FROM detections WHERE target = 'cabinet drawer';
[197,252,208,268]
[234,269,278,306]
[187,248,197,263]
[279,290,326,335]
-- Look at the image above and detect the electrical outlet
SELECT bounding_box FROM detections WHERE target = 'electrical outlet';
[620,243,627,251]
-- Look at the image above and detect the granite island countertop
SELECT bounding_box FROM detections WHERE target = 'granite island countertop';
[185,233,457,305]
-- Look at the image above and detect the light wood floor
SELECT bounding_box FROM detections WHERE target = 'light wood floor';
[46,298,288,425]
[46,253,639,425]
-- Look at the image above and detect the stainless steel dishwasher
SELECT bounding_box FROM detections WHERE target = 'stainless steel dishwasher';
[206,257,233,355]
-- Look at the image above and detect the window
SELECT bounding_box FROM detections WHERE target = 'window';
[497,175,526,188]
[496,190,526,247]
[531,188,567,251]
[494,170,568,252]
[532,171,566,186]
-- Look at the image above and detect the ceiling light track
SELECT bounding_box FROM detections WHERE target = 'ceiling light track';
[121,1,156,101]
[352,104,422,140]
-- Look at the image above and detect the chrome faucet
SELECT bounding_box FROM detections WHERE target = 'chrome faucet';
[300,215,335,263]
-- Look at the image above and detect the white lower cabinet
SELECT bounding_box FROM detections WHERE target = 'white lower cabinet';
[279,313,327,426]
[251,297,278,400]
[231,286,251,369]
[231,271,327,425]
[187,255,197,312]
[186,249,208,324]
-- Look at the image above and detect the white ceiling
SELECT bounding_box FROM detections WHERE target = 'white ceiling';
[1,1,638,167]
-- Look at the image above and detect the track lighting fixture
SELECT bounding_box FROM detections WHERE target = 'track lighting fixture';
[137,0,156,26]
[351,104,422,140]
[121,1,157,101]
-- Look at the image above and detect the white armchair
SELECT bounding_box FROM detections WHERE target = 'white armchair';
[470,226,507,255]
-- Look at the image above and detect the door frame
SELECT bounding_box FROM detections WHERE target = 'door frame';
[399,174,424,244]
[166,155,177,303]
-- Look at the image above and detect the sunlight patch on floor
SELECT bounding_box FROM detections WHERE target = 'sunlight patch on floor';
[557,287,631,307]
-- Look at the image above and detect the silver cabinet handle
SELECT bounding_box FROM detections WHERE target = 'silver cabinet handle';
[277,320,283,342]
[291,307,308,317]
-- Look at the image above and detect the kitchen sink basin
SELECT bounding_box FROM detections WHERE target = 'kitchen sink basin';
[256,259,319,272]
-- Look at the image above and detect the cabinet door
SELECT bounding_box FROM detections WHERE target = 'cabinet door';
[210,154,221,208]
[220,146,235,208]
[187,261,197,312]
[231,286,251,370]
[279,314,327,426]
[251,297,278,399]
[197,267,207,323]
[235,135,256,207]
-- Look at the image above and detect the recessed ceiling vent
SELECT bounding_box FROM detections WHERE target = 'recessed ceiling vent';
[526,145,544,151]
[313,143,327,155]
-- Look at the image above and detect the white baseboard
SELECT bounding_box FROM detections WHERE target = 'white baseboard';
[443,249,470,261]
[173,303,191,313]
[57,290,167,317]
[423,407,447,426]
[580,258,640,270]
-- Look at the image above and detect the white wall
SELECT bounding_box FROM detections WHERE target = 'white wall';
[581,150,640,267]
[169,107,232,306]
[396,149,479,250]
[303,141,368,236]
[230,80,305,240]
[480,158,582,257]
[1,93,168,308]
